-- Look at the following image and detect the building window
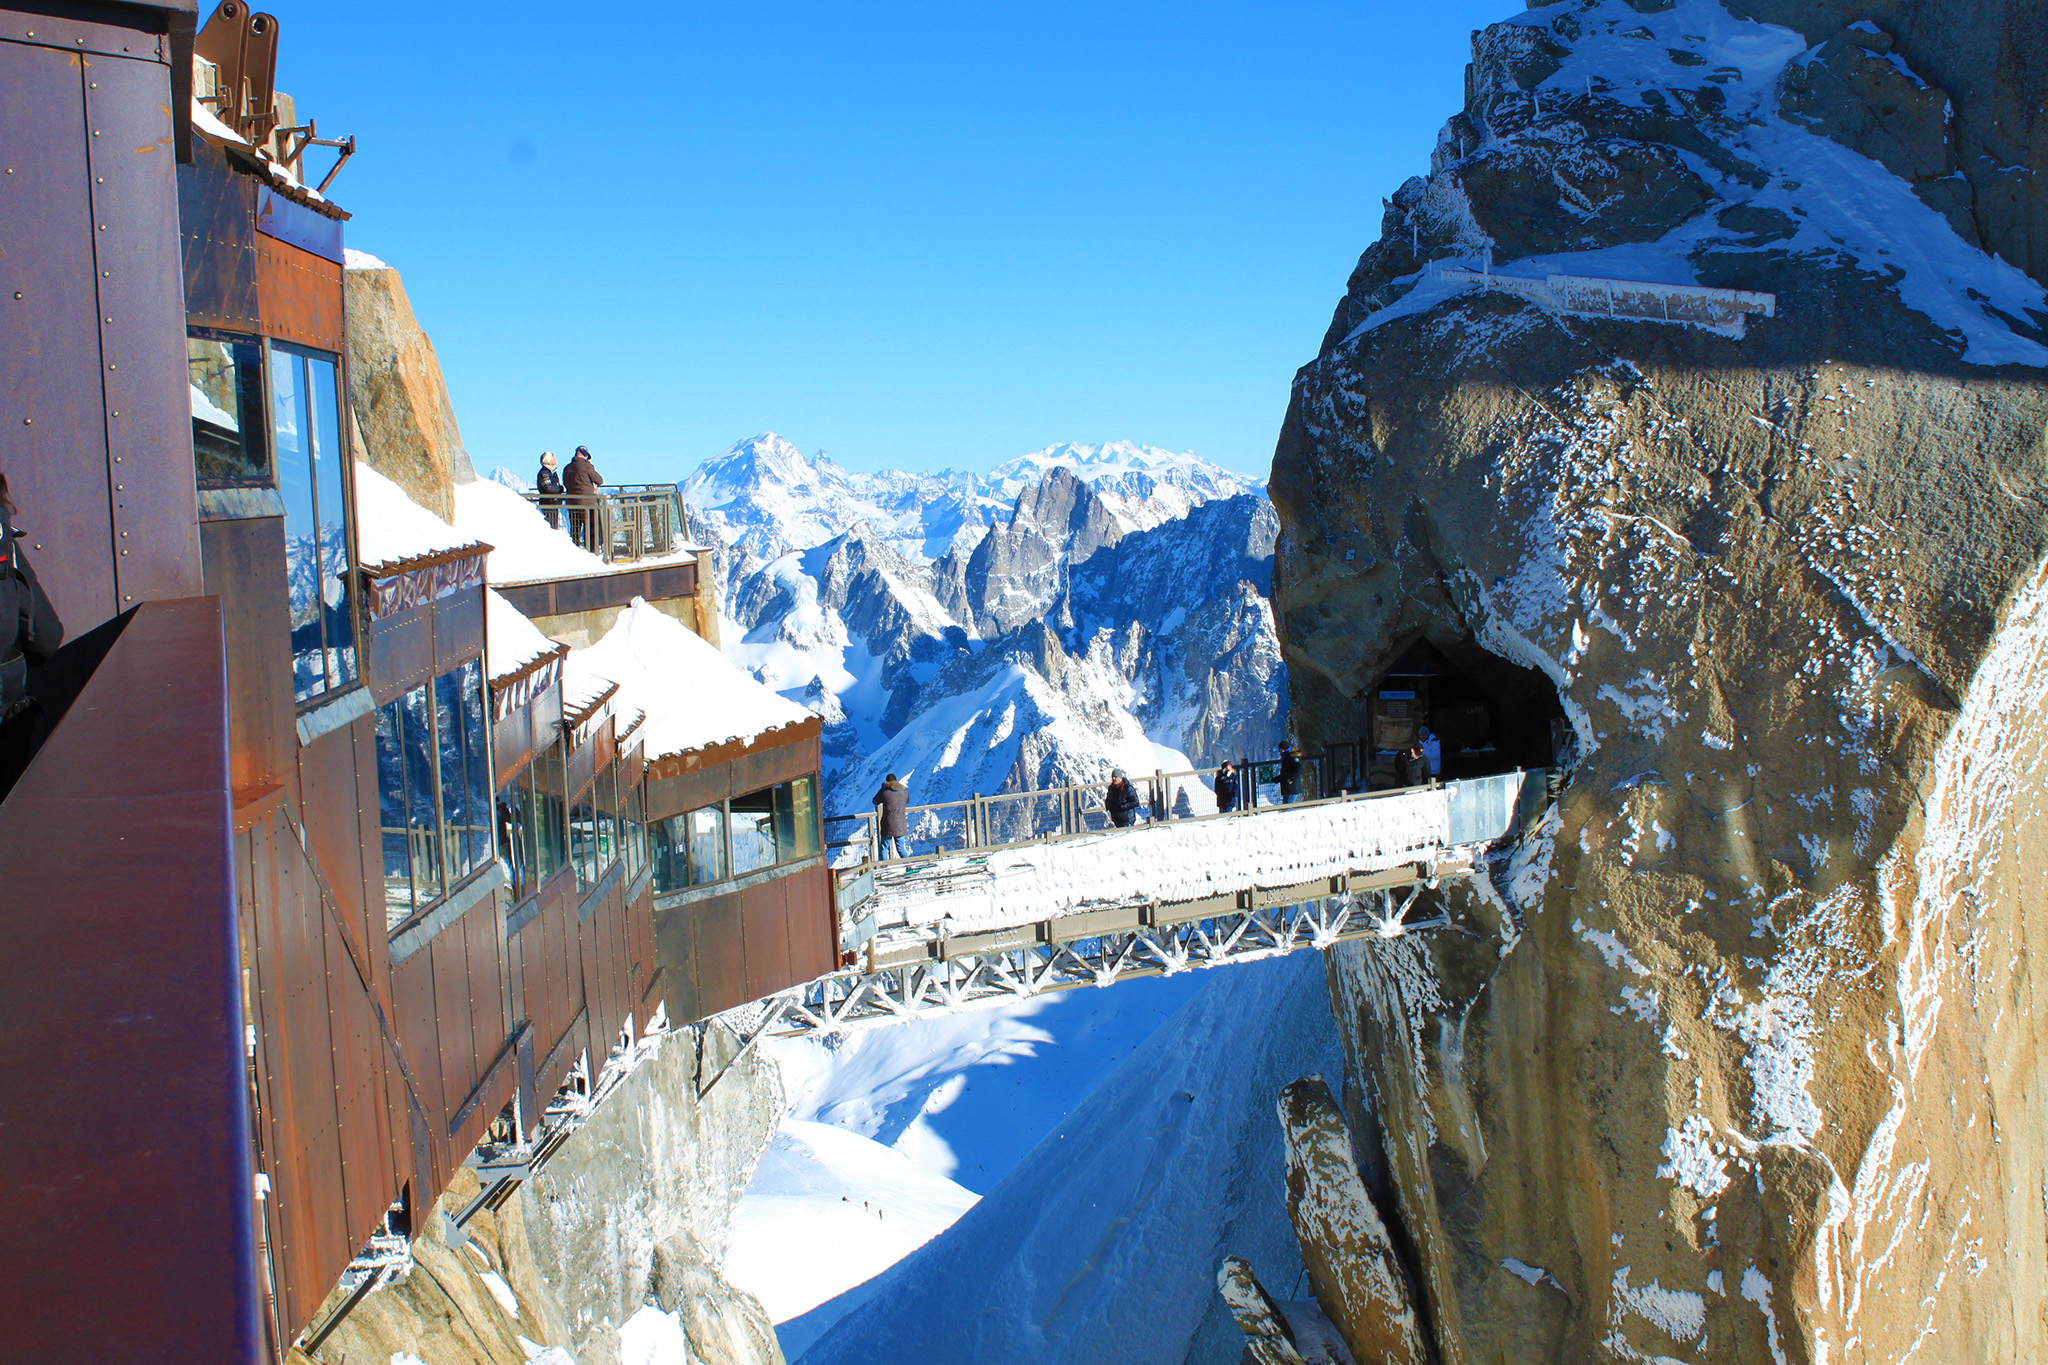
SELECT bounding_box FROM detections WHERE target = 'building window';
[375,661,493,933]
[649,776,822,896]
[622,775,647,876]
[188,332,269,484]
[272,342,358,704]
[728,788,777,876]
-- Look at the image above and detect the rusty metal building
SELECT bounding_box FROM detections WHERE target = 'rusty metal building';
[0,4,837,1359]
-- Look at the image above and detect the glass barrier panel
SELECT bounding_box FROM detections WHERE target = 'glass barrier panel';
[530,741,568,884]
[596,762,619,876]
[772,781,797,861]
[306,353,357,690]
[568,790,599,890]
[623,775,646,876]
[497,779,533,902]
[400,683,442,908]
[434,666,481,885]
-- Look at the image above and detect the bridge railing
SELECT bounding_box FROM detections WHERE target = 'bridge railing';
[823,763,1551,874]
[521,484,691,564]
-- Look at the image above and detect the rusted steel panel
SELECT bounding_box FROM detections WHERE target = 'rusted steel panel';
[577,895,612,1055]
[297,719,373,974]
[643,719,822,819]
[0,598,259,1363]
[201,517,294,796]
[84,51,203,608]
[429,933,479,1128]
[387,946,444,1186]
[463,898,509,1122]
[0,40,118,633]
[366,601,433,704]
[7,3,195,59]
[740,877,794,1002]
[269,811,352,1304]
[650,898,702,1025]
[434,585,485,672]
[783,863,836,983]
[493,689,535,784]
[628,879,656,1005]
[322,895,390,1260]
[693,892,749,1018]
[254,233,343,352]
[179,133,259,330]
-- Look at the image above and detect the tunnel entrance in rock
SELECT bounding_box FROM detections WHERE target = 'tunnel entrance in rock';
[1350,638,1567,787]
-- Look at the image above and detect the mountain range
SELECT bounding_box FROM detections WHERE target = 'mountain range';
[662,435,1284,817]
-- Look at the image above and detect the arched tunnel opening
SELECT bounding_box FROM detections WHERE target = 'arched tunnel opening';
[1318,636,1569,792]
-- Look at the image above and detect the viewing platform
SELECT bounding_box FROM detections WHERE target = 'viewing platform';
[487,483,718,649]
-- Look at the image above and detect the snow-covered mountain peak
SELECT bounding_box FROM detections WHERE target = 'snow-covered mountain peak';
[989,440,1258,497]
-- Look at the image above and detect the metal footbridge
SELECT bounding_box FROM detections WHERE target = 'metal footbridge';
[736,767,1549,1042]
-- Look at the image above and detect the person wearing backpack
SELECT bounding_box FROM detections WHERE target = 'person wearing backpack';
[0,472,64,791]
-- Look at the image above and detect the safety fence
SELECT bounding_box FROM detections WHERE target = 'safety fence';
[521,484,691,564]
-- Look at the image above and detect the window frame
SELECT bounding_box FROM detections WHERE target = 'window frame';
[378,661,498,940]
[268,337,365,711]
[187,326,274,488]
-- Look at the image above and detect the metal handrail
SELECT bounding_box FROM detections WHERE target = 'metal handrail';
[520,485,690,565]
[826,761,1550,873]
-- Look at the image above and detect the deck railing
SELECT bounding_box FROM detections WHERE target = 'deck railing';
[823,761,1551,872]
[522,484,690,564]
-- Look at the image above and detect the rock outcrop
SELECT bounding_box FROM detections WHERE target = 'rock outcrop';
[1271,1,2048,1362]
[345,261,478,521]
[1277,1079,1428,1365]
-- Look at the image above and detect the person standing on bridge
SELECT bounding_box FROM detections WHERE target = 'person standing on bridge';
[1105,769,1142,828]
[873,773,909,860]
[1277,742,1302,804]
[1395,740,1429,789]
[564,445,605,551]
[1214,760,1240,814]
[1418,726,1441,780]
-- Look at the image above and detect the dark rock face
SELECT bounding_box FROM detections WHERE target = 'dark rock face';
[1270,2,2048,1362]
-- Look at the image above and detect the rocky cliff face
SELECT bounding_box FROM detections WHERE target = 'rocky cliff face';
[345,261,478,520]
[1271,1,2048,1361]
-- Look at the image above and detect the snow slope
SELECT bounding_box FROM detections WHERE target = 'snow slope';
[792,950,1344,1365]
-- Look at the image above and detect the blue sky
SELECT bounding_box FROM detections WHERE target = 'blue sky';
[281,0,1511,484]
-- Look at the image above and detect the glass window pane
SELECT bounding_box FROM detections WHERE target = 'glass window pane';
[687,805,726,886]
[650,812,684,894]
[729,788,776,876]
[624,778,646,876]
[568,781,599,890]
[531,743,566,882]
[375,698,414,929]
[459,660,491,871]
[189,334,268,483]
[772,782,796,861]
[401,684,442,907]
[596,763,619,876]
[305,353,357,689]
[497,778,531,902]
[434,668,473,886]
[274,350,329,702]
[792,775,820,859]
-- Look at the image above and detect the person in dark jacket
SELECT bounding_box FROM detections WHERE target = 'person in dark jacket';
[1276,742,1302,804]
[1105,769,1142,828]
[1,473,64,793]
[535,451,564,530]
[1214,760,1241,814]
[1394,741,1428,789]
[563,445,605,550]
[873,773,909,860]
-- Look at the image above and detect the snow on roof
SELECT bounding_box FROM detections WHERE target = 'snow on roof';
[344,248,390,271]
[485,588,562,684]
[353,461,488,572]
[191,98,245,147]
[571,600,812,761]
[451,478,609,584]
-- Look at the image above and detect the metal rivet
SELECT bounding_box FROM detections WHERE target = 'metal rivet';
[20,416,29,425]
[107,363,116,370]
[12,293,20,300]
[95,176,102,184]
[34,544,42,551]
[104,317,112,324]
[97,223,106,231]
[123,594,132,601]
[111,411,119,417]
[121,548,129,555]
[115,484,123,491]
[113,455,121,463]
[89,82,96,89]
[120,530,128,538]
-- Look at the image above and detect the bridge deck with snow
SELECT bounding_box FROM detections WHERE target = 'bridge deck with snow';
[748,771,1547,1039]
